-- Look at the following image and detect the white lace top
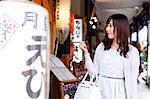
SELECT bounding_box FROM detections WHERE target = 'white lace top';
[100,48,124,78]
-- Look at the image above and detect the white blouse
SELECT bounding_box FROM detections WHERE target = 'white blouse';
[99,48,124,78]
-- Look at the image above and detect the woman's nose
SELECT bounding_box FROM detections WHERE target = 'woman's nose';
[106,26,109,32]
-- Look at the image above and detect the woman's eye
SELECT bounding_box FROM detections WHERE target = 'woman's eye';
[106,24,109,27]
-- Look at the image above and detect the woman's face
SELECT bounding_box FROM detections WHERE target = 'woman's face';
[105,20,117,40]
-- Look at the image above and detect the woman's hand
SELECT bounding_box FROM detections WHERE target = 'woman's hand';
[79,41,89,54]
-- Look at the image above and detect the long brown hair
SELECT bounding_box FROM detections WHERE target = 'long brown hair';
[102,14,130,58]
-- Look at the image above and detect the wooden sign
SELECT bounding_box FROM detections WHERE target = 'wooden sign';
[60,79,81,99]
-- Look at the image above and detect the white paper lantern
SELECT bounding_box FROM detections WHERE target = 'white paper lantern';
[56,0,71,44]
[0,1,50,99]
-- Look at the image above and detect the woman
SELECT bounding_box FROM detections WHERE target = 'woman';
[79,14,140,99]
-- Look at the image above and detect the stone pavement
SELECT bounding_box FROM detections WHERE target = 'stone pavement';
[138,82,150,99]
[138,70,150,99]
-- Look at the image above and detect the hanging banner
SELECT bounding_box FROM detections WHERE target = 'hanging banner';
[0,1,50,99]
[71,19,83,63]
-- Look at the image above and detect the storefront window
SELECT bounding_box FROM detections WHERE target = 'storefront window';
[138,26,148,69]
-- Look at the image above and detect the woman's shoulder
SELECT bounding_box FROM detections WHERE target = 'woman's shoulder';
[97,42,104,49]
[94,42,104,55]
[128,44,139,55]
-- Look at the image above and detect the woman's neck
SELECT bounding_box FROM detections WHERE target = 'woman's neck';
[111,40,119,49]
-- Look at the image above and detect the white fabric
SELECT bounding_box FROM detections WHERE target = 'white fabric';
[100,48,124,78]
[99,48,126,99]
[84,42,140,99]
